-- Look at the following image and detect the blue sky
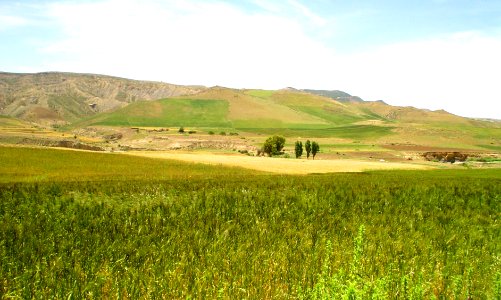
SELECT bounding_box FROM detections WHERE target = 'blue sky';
[1,0,501,119]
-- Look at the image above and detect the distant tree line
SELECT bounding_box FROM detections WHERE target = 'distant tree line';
[299,139,319,159]
[262,135,319,159]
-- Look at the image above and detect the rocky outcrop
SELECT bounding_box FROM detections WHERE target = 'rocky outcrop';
[0,72,205,123]
[54,140,104,151]
[423,152,469,163]
[18,138,104,151]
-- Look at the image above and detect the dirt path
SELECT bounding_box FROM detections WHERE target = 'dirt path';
[127,151,432,174]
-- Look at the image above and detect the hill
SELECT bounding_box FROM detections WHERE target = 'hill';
[75,87,388,137]
[0,72,205,124]
[1,72,500,152]
[303,89,364,102]
[72,86,501,149]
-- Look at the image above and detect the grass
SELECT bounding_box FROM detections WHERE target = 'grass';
[479,144,501,151]
[0,146,262,183]
[0,146,500,298]
[242,125,395,139]
[244,89,275,99]
[129,151,428,174]
[467,156,501,163]
[290,106,365,125]
[320,143,383,152]
[77,98,232,128]
[0,116,27,127]
[57,89,500,151]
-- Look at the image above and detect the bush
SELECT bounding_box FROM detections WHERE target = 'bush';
[178,127,185,133]
[220,131,226,136]
[208,131,215,135]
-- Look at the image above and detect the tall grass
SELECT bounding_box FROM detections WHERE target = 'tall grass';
[0,146,263,183]
[1,169,500,298]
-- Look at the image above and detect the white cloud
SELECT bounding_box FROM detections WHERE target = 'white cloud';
[24,0,501,118]
[287,0,327,26]
[0,14,29,30]
[39,0,334,88]
[324,31,501,119]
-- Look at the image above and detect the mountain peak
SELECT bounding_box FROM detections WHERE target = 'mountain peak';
[302,89,364,102]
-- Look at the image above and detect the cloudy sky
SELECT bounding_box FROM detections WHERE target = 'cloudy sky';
[1,0,501,119]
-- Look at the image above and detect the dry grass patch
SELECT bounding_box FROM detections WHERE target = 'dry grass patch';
[127,151,432,174]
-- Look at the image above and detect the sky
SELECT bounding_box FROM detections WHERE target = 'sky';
[1,0,501,119]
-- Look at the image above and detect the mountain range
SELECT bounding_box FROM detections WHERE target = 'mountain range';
[1,71,500,151]
[0,72,203,124]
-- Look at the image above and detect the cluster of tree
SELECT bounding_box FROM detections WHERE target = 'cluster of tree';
[262,135,319,159]
[263,135,286,156]
[295,140,319,159]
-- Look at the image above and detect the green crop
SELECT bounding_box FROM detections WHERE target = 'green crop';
[0,147,500,298]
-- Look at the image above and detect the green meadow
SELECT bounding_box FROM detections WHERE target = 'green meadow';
[0,146,500,299]
[61,89,501,151]
[241,124,394,139]
[74,98,232,128]
[0,146,259,183]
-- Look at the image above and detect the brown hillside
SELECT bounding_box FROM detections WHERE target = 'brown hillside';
[181,87,328,125]
[354,101,470,124]
[0,72,205,124]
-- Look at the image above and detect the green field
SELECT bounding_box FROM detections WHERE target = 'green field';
[243,125,395,139]
[244,89,275,99]
[287,106,366,125]
[73,96,397,139]
[0,146,500,298]
[57,88,501,150]
[75,98,232,128]
[0,146,261,182]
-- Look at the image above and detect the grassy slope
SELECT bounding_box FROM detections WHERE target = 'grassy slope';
[191,88,329,128]
[0,115,32,128]
[268,90,369,125]
[0,146,263,183]
[75,88,394,139]
[66,87,501,148]
[74,98,231,128]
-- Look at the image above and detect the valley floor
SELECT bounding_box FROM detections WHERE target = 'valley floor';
[128,151,432,174]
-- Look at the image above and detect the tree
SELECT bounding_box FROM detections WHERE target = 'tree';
[311,141,320,160]
[294,141,303,158]
[263,135,286,156]
[305,140,311,159]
